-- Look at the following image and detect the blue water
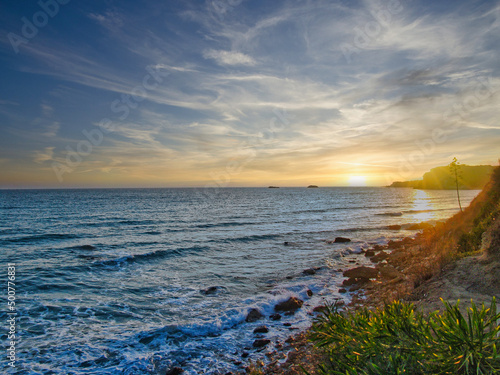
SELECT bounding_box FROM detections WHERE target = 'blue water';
[0,187,480,374]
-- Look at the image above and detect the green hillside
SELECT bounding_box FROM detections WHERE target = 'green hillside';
[390,164,494,190]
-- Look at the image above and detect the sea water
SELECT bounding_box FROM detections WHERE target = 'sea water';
[0,187,480,374]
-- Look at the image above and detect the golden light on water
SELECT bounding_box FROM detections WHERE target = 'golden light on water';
[410,190,434,222]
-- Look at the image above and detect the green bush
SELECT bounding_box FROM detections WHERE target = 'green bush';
[309,299,500,374]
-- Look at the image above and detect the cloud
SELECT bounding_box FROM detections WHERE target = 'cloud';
[33,147,55,164]
[203,49,256,66]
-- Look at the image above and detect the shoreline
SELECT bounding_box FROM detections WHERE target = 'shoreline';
[251,171,500,374]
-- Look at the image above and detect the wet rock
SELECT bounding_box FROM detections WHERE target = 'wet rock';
[334,237,351,243]
[306,289,313,297]
[313,305,327,313]
[200,286,218,295]
[270,313,282,321]
[370,251,389,263]
[139,335,155,345]
[408,222,433,230]
[166,367,184,375]
[241,352,249,358]
[343,266,379,279]
[253,339,271,348]
[253,326,269,334]
[275,297,303,312]
[387,225,402,230]
[283,322,292,327]
[342,277,358,286]
[302,268,316,275]
[246,308,263,322]
[364,250,375,257]
[78,244,96,250]
[339,288,347,293]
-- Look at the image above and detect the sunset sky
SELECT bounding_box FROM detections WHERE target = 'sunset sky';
[0,0,499,188]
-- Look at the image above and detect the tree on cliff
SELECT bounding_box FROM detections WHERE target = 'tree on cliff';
[449,157,463,212]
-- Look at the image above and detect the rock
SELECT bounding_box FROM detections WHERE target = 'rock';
[269,313,282,321]
[313,305,327,313]
[302,268,316,275]
[253,339,271,348]
[275,297,303,312]
[283,322,292,327]
[370,251,389,263]
[166,367,184,375]
[78,244,96,250]
[408,222,433,230]
[343,266,379,279]
[339,288,347,293]
[306,289,313,297]
[387,225,402,230]
[378,265,403,280]
[200,286,218,295]
[246,308,263,322]
[364,250,375,257]
[253,326,269,334]
[334,237,351,243]
[307,185,319,188]
[241,352,249,358]
[342,277,358,286]
[373,244,384,251]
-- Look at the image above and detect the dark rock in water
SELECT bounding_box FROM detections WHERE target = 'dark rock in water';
[78,245,96,250]
[270,313,282,321]
[268,186,280,188]
[166,367,184,375]
[302,268,316,275]
[343,266,379,279]
[253,326,269,334]
[342,277,358,286]
[139,335,155,345]
[408,222,433,230]
[306,289,313,297]
[313,305,327,313]
[364,250,375,257]
[387,225,402,230]
[253,339,271,348]
[241,352,249,358]
[246,308,263,322]
[284,241,290,246]
[283,322,292,327]
[275,297,303,312]
[307,185,319,188]
[339,288,347,293]
[370,251,389,263]
[334,237,351,243]
[200,286,219,295]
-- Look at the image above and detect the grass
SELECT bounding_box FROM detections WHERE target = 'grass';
[309,299,500,375]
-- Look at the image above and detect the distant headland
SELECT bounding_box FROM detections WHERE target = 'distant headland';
[389,164,494,190]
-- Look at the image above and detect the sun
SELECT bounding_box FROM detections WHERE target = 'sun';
[347,175,367,186]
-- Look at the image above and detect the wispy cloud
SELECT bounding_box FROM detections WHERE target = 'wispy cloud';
[203,49,256,66]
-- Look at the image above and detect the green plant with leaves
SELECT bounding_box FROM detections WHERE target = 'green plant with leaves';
[309,298,500,375]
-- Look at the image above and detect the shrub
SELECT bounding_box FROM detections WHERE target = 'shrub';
[310,298,500,374]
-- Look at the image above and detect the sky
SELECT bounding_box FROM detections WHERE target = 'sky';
[0,0,499,188]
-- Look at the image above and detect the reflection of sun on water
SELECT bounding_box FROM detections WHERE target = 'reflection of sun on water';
[411,190,435,222]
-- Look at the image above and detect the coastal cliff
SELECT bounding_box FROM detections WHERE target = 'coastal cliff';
[390,164,494,190]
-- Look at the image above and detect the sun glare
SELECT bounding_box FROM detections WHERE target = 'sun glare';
[347,176,367,186]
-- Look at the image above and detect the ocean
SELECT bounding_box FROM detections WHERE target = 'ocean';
[0,187,480,374]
